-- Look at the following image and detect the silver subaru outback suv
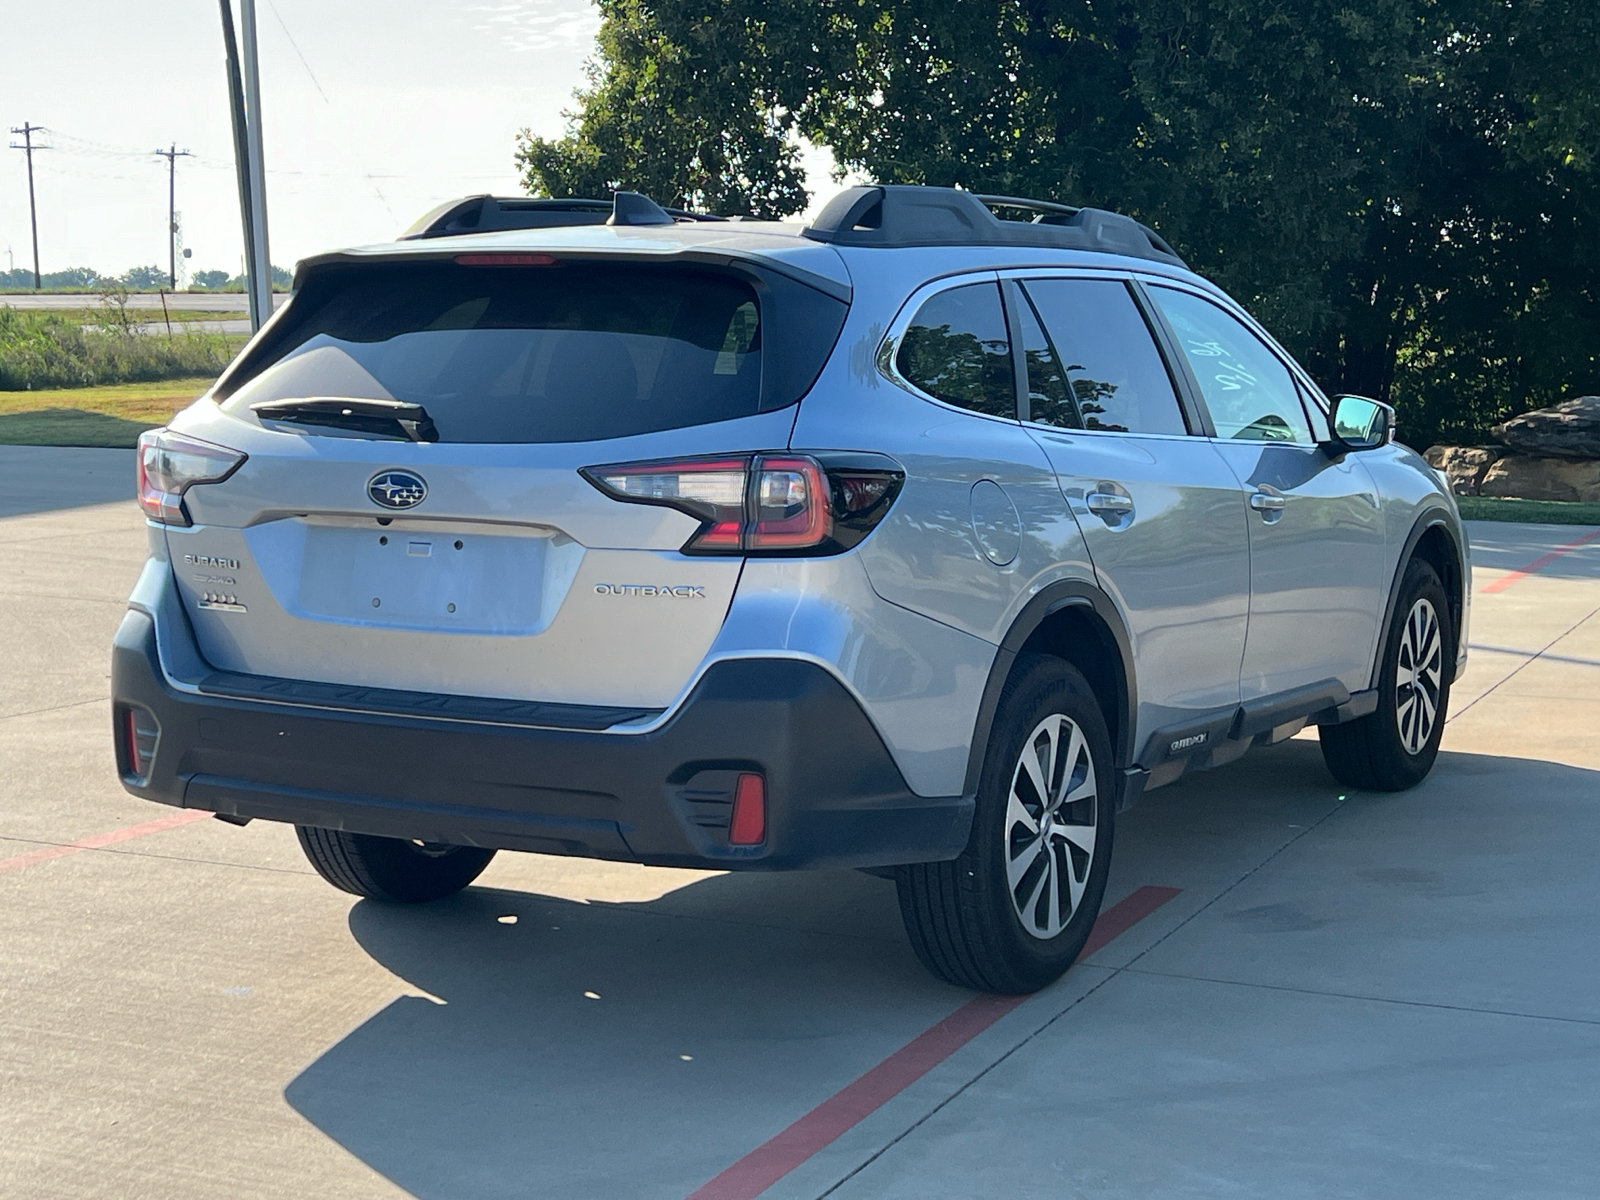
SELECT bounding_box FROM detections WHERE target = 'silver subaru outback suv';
[113,186,1469,994]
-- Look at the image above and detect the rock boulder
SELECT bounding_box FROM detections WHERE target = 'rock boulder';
[1423,445,1504,495]
[1492,396,1600,460]
[1478,455,1600,503]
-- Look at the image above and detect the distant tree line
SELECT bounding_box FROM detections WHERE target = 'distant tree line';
[1,264,293,293]
[518,0,1599,446]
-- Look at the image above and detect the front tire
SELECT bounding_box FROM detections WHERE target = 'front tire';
[296,826,496,902]
[1320,558,1452,791]
[897,655,1115,994]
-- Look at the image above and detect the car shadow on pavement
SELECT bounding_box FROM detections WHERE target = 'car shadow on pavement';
[282,737,1600,1199]
[0,446,135,516]
[284,866,966,1200]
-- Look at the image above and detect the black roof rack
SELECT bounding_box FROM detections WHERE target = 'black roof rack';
[400,192,727,240]
[801,185,1185,267]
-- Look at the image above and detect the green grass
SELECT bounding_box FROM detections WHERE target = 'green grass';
[1456,496,1600,526]
[19,308,242,324]
[0,377,217,447]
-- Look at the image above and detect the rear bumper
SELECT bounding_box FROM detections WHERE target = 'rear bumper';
[111,608,971,870]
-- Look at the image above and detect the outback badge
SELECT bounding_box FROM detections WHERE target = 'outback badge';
[368,470,427,510]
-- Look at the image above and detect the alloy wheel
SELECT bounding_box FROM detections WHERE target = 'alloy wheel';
[1005,713,1098,940]
[1395,597,1444,755]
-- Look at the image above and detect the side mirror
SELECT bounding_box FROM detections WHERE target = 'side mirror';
[1327,394,1394,452]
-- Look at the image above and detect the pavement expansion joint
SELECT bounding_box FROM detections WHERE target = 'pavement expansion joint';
[0,697,108,724]
[812,966,1126,1200]
[1120,795,1352,975]
[1121,967,1600,1029]
[1449,602,1600,722]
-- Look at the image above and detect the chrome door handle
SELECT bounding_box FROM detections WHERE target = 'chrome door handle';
[1086,491,1134,516]
[1249,491,1287,511]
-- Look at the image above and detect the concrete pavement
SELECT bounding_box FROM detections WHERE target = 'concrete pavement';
[1,455,1597,1199]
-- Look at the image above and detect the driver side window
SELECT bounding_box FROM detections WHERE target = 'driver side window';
[1150,286,1312,443]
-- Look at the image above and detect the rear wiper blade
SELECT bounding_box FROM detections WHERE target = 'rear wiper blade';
[251,397,439,443]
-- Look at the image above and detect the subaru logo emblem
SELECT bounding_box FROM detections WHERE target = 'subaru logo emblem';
[368,470,427,509]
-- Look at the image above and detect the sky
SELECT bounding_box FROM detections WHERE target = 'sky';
[1,0,848,282]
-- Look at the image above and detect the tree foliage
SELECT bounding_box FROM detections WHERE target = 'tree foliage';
[521,0,1600,444]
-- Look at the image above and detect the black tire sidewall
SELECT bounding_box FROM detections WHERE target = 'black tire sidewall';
[1372,561,1453,785]
[965,655,1116,991]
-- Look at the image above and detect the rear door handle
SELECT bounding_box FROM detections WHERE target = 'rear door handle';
[1086,491,1134,516]
[1249,491,1287,511]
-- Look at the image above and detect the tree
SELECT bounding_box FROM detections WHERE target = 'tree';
[515,0,809,216]
[122,265,170,291]
[523,0,1600,445]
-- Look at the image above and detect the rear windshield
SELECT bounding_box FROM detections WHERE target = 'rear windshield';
[219,261,792,443]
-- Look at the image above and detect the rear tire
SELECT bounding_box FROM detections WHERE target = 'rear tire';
[1320,559,1452,791]
[897,655,1115,994]
[296,826,496,902]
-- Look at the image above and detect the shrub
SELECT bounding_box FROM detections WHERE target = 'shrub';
[0,307,234,390]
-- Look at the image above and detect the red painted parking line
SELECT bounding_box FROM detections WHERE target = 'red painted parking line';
[0,809,211,876]
[1481,528,1600,594]
[686,884,1182,1200]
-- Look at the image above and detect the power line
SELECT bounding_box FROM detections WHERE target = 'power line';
[8,122,49,289]
[262,0,398,224]
[153,144,194,288]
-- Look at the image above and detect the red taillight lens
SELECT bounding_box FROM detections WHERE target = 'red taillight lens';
[137,429,247,526]
[748,457,831,550]
[728,773,766,845]
[581,452,903,556]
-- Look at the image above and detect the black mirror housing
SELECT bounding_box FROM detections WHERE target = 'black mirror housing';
[1326,394,1394,452]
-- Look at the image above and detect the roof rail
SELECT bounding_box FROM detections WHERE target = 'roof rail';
[801,185,1185,267]
[400,192,727,240]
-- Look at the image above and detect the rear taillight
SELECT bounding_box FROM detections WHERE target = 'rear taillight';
[581,452,903,556]
[136,429,247,526]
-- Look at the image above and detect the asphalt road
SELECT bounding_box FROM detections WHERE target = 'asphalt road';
[0,292,287,312]
[2,447,1597,1199]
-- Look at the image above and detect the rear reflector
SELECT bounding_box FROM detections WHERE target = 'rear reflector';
[122,708,142,776]
[728,773,766,845]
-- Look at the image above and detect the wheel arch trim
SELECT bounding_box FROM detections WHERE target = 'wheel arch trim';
[1371,506,1467,690]
[963,579,1137,799]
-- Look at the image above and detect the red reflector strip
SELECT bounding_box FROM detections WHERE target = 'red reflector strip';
[728,774,766,845]
[454,253,558,267]
[123,708,141,775]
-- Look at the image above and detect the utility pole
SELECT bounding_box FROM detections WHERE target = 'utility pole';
[154,144,193,289]
[218,0,258,328]
[8,122,48,290]
[239,0,273,328]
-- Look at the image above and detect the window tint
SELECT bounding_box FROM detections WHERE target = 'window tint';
[1019,279,1187,435]
[1150,286,1313,443]
[219,261,779,443]
[1016,289,1080,429]
[895,282,1016,419]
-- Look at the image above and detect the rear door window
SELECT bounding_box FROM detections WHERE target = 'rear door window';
[894,282,1017,419]
[1018,278,1188,435]
[219,261,801,444]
